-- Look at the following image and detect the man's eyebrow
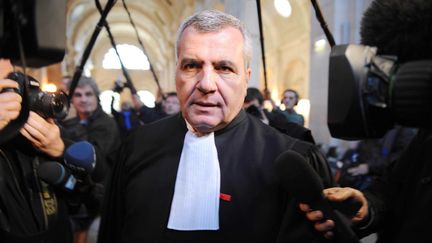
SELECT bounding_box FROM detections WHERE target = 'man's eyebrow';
[179,58,202,66]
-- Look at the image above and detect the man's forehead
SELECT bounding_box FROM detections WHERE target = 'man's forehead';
[178,26,245,63]
[180,26,243,48]
[74,85,95,95]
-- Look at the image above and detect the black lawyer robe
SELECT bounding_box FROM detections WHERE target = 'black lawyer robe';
[98,110,334,243]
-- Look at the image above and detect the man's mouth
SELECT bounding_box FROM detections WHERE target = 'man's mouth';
[193,101,218,107]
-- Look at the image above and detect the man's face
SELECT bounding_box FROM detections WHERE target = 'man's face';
[162,95,180,115]
[282,91,297,110]
[72,85,98,117]
[175,26,251,133]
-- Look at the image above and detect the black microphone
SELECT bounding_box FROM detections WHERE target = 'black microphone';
[64,141,96,174]
[38,162,77,191]
[275,151,361,243]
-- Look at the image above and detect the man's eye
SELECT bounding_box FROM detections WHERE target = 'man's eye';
[183,63,199,70]
[216,66,234,73]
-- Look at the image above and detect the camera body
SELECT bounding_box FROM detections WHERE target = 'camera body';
[113,79,125,93]
[5,72,69,120]
[0,0,66,67]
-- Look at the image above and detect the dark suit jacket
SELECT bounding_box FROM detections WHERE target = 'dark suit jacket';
[98,110,334,243]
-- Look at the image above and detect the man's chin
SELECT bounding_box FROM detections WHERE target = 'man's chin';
[186,116,221,134]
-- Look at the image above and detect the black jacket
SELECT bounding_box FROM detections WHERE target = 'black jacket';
[0,136,73,243]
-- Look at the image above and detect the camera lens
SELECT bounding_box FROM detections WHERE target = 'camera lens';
[51,93,69,119]
[31,92,69,119]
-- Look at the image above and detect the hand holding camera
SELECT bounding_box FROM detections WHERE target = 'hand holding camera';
[20,111,65,157]
[0,78,22,130]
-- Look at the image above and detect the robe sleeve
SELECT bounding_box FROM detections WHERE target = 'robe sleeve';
[292,140,336,188]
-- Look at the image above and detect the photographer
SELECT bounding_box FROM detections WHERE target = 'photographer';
[110,80,143,139]
[0,59,73,242]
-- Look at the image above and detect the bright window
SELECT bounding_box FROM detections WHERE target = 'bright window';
[102,44,150,70]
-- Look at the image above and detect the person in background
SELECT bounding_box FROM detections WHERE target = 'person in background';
[97,10,334,243]
[60,76,120,243]
[131,91,180,124]
[244,87,315,143]
[336,126,416,190]
[110,99,143,139]
[59,75,77,121]
[281,88,304,126]
[110,80,144,139]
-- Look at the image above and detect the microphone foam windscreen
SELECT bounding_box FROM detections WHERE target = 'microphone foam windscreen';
[360,0,432,62]
[274,151,324,203]
[64,141,96,173]
[38,162,65,185]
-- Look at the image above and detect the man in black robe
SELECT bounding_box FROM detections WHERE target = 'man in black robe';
[98,10,334,243]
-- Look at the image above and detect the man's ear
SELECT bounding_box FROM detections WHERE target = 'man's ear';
[246,68,251,82]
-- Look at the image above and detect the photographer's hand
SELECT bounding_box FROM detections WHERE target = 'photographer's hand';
[20,111,65,157]
[0,79,22,130]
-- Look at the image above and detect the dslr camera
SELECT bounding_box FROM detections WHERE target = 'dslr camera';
[3,72,69,120]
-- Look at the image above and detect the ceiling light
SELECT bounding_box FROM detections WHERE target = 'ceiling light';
[274,0,292,18]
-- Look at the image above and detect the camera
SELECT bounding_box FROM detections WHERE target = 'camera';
[327,44,432,139]
[112,79,125,93]
[4,72,69,120]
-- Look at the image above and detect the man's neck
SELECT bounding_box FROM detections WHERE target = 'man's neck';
[78,111,92,121]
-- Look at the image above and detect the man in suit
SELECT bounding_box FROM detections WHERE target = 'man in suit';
[98,10,333,243]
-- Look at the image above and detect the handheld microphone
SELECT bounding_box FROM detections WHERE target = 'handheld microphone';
[64,141,96,174]
[275,151,361,243]
[38,162,77,191]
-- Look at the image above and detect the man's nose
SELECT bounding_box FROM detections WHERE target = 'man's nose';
[197,66,217,94]
[79,96,89,102]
